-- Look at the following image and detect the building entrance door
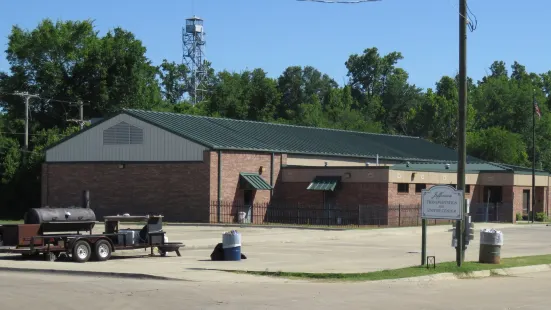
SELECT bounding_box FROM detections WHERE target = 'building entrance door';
[522,189,530,216]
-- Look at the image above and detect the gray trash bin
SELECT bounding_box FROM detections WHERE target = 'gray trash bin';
[479,229,504,264]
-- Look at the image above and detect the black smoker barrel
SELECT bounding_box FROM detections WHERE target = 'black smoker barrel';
[25,207,97,233]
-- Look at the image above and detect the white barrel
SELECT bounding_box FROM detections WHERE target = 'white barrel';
[222,232,242,249]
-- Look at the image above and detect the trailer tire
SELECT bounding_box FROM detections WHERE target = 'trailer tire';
[93,240,112,262]
[72,240,91,263]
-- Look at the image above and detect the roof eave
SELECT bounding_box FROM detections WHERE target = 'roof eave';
[212,146,460,163]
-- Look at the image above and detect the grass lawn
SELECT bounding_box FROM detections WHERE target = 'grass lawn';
[0,220,23,224]
[229,254,551,282]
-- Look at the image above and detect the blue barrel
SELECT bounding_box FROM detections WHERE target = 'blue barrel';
[223,246,241,261]
[222,232,242,261]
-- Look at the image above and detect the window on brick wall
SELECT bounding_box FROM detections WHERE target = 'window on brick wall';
[397,183,409,193]
[450,184,470,193]
[415,184,426,193]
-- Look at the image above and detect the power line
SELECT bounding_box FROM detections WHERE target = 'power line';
[0,131,67,137]
[0,91,89,106]
[297,0,381,3]
[0,91,90,148]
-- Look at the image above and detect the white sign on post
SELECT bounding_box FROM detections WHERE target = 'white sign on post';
[421,185,464,220]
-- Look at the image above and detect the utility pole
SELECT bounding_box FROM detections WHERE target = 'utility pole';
[13,92,39,151]
[456,0,468,267]
[67,100,88,129]
[531,91,537,223]
[79,100,84,130]
[24,95,29,149]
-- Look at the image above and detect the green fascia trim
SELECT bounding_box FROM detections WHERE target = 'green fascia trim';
[307,176,341,191]
[239,173,273,190]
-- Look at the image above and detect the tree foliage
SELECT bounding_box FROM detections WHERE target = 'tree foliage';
[1,18,550,217]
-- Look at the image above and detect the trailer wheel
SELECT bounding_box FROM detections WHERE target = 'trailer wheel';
[93,240,112,262]
[72,240,91,263]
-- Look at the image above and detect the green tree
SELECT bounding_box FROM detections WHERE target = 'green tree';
[158,59,189,105]
[276,66,337,121]
[1,19,163,128]
[467,127,529,166]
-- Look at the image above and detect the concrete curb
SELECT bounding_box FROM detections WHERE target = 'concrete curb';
[384,264,551,283]
[2,263,550,284]
[0,266,188,282]
[165,223,348,231]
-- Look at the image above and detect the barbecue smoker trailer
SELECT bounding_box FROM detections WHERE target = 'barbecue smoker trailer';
[0,208,183,263]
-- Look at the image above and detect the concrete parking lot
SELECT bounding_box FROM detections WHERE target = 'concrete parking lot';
[0,223,550,282]
[155,223,551,273]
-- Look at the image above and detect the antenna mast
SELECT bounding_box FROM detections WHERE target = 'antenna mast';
[182,15,207,106]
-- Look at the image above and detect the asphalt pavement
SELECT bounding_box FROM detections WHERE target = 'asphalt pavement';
[1,269,550,310]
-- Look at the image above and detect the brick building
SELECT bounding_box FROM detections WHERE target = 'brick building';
[42,109,551,224]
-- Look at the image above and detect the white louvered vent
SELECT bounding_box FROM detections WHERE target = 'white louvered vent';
[103,122,144,145]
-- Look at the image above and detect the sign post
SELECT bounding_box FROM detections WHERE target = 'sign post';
[421,185,464,266]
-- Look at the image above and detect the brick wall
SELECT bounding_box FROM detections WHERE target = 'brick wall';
[510,186,548,221]
[385,183,482,226]
[274,181,389,208]
[209,151,283,223]
[42,157,211,222]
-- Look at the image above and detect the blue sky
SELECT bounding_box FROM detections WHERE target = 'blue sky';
[0,0,550,90]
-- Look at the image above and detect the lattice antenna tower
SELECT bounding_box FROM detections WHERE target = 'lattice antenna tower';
[182,15,207,105]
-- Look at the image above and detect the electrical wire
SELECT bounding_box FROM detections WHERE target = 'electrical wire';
[0,90,89,123]
[0,131,66,137]
[296,0,381,3]
[0,91,88,106]
[466,2,478,32]
[449,0,478,33]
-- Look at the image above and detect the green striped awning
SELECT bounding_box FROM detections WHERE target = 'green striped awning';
[239,173,273,190]
[307,176,341,191]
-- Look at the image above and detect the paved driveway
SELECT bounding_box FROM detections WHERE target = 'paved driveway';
[1,269,550,309]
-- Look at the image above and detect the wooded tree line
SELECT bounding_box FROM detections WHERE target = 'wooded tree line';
[1,19,551,217]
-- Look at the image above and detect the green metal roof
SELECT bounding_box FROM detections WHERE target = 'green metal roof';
[391,162,551,175]
[488,162,550,176]
[114,109,480,162]
[239,173,272,190]
[307,176,341,191]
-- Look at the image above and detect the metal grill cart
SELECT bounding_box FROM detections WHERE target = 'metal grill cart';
[0,208,184,263]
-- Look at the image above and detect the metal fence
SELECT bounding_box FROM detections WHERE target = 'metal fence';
[209,202,460,228]
[469,202,513,223]
[358,204,455,227]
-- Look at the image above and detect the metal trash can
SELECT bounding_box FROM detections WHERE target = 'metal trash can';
[479,229,504,264]
[222,230,242,261]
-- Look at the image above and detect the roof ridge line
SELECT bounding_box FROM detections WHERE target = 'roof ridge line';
[122,108,420,139]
